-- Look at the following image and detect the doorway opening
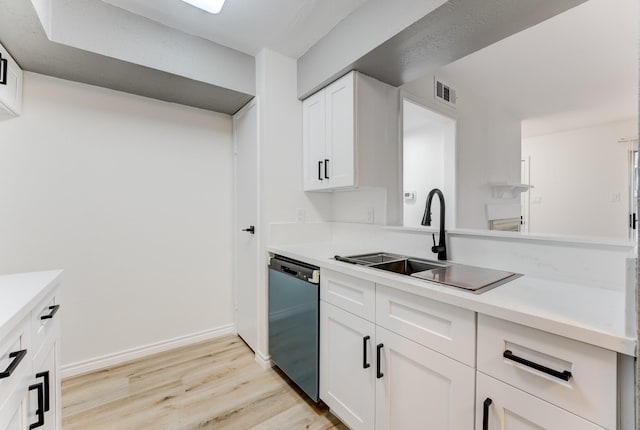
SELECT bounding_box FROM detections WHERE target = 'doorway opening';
[402,98,456,228]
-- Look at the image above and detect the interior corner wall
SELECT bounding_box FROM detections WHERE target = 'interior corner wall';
[522,118,637,239]
[401,73,522,230]
[0,72,235,366]
[255,49,332,356]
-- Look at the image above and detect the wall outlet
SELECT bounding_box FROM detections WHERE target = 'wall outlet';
[296,208,305,223]
[367,207,375,224]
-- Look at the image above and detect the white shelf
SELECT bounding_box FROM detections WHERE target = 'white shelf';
[490,183,533,199]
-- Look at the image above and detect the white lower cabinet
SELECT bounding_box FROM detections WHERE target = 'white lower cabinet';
[477,314,616,429]
[0,276,61,430]
[476,372,604,430]
[30,335,60,430]
[320,270,476,430]
[320,301,375,430]
[375,326,475,430]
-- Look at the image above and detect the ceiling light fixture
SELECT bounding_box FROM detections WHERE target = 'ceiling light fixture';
[180,0,226,14]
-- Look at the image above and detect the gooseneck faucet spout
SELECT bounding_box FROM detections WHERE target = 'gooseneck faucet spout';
[421,188,447,260]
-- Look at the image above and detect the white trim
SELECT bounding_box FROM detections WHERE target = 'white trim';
[61,324,235,379]
[254,350,273,369]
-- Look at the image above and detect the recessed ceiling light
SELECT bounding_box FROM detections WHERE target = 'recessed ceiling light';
[181,0,226,14]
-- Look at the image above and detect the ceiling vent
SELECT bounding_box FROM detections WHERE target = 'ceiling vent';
[434,78,457,108]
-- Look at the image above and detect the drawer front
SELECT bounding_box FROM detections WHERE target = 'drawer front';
[321,269,375,322]
[0,318,31,408]
[476,372,604,430]
[477,314,616,428]
[31,289,61,357]
[376,285,476,366]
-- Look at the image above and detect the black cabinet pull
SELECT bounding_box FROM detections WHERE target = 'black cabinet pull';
[318,161,323,181]
[36,371,50,412]
[242,225,255,234]
[29,382,45,429]
[362,336,370,369]
[0,349,27,379]
[41,305,60,320]
[324,159,329,179]
[503,349,572,381]
[376,343,384,378]
[0,55,7,86]
[482,398,492,430]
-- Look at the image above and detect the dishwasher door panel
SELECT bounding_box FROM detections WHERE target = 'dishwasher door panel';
[268,268,319,401]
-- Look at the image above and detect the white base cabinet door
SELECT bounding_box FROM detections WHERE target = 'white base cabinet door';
[320,301,375,430]
[31,338,59,430]
[476,373,604,430]
[375,326,475,430]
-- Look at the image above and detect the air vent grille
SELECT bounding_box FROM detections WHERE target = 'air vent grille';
[435,79,457,108]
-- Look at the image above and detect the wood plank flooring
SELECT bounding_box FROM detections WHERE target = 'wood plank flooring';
[62,335,348,430]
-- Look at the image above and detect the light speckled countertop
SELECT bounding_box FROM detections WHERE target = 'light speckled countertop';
[269,243,635,356]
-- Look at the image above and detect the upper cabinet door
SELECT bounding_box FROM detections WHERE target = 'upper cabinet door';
[0,42,23,118]
[302,90,328,191]
[324,73,355,189]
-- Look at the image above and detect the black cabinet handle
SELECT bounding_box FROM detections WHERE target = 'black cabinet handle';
[503,349,572,381]
[482,398,492,430]
[29,382,45,429]
[36,371,50,412]
[0,349,27,379]
[362,336,370,369]
[41,305,60,320]
[376,343,384,378]
[318,161,323,181]
[0,55,7,86]
[324,159,329,179]
[242,225,255,234]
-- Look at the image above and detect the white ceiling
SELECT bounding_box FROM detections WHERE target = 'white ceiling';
[433,0,638,138]
[101,0,370,58]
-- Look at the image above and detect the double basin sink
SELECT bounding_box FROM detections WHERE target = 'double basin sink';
[334,252,520,293]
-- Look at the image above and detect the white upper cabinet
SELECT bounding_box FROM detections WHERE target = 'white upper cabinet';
[0,42,23,119]
[302,71,399,192]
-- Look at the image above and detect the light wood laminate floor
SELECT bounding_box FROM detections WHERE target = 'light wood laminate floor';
[62,335,347,430]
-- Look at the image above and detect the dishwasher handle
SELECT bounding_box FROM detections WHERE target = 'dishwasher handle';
[269,256,320,284]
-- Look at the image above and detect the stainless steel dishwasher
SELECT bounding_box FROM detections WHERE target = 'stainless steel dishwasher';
[268,255,320,401]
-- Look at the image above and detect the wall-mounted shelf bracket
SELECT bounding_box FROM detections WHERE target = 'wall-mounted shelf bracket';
[490,183,533,199]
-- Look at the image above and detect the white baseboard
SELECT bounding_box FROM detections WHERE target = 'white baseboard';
[255,350,273,369]
[61,324,236,379]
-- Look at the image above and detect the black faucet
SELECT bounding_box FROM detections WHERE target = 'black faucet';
[421,188,447,260]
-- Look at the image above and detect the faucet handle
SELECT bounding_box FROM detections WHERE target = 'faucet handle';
[431,233,436,247]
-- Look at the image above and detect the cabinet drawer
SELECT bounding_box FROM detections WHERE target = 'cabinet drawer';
[321,269,375,322]
[476,372,604,430]
[376,285,476,366]
[31,290,61,357]
[477,315,616,428]
[0,318,31,408]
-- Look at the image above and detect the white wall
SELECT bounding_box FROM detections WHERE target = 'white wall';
[255,49,332,358]
[0,73,234,365]
[404,124,444,226]
[402,73,522,230]
[522,118,637,239]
